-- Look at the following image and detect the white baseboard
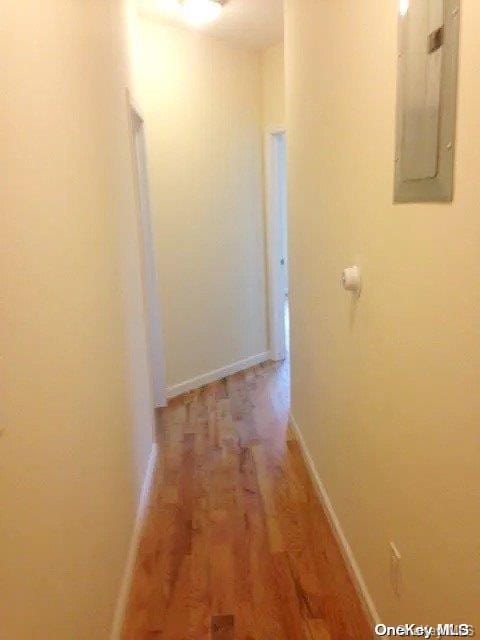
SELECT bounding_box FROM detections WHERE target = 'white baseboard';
[110,443,158,640]
[289,412,381,630]
[166,351,271,399]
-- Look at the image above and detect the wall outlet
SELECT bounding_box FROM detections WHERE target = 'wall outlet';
[389,541,402,597]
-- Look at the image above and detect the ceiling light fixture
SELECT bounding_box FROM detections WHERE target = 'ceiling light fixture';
[181,0,225,27]
[399,0,409,17]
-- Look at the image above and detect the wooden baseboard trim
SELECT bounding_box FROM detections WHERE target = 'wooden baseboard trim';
[289,412,381,630]
[110,443,158,639]
[166,352,271,399]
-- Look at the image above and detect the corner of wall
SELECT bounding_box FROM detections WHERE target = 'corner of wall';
[288,412,381,630]
[110,443,159,640]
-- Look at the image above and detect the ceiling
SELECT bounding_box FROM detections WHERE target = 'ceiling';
[137,0,284,49]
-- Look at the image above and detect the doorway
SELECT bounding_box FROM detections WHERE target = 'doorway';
[129,96,167,408]
[266,129,289,361]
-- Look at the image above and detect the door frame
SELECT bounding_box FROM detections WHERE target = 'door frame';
[128,92,167,407]
[265,127,288,361]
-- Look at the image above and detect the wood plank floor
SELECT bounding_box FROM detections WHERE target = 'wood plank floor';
[122,361,372,640]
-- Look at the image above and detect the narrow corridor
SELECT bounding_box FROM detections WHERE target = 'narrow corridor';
[123,361,371,639]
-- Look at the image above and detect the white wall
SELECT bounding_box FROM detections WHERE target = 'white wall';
[0,1,155,637]
[261,43,286,130]
[137,20,269,390]
[286,0,480,626]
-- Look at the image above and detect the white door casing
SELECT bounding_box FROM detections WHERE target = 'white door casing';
[129,96,167,407]
[265,129,288,361]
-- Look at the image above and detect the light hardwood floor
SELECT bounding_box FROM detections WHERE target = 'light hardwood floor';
[122,360,372,639]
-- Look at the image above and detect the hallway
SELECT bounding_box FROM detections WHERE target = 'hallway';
[123,361,371,639]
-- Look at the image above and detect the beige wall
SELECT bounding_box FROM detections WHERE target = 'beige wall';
[286,0,480,627]
[1,1,154,637]
[137,20,268,389]
[261,43,286,130]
